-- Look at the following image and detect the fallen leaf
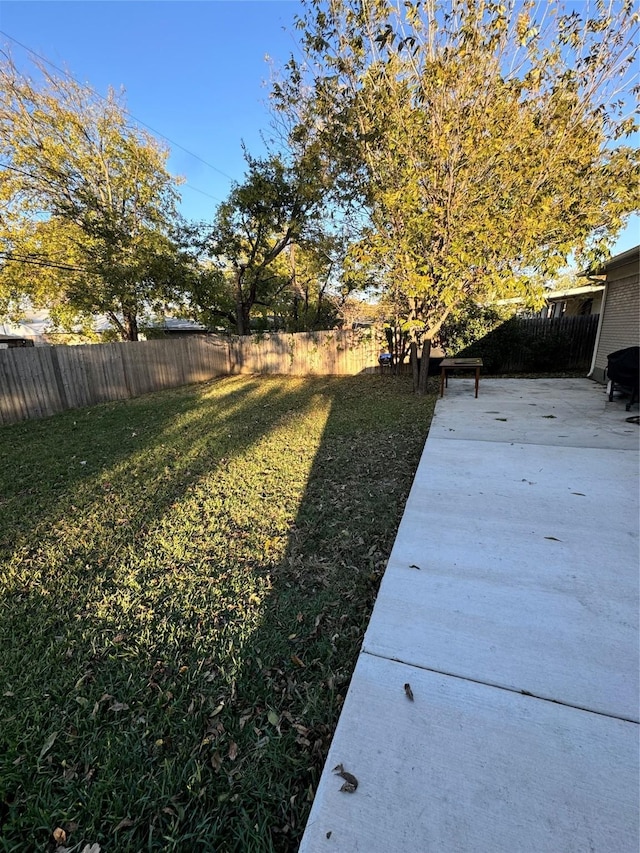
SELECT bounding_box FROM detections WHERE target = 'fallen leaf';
[228,741,238,761]
[333,763,358,792]
[114,817,134,832]
[53,828,66,844]
[80,845,101,853]
[290,654,305,668]
[38,731,58,761]
[211,751,223,772]
[239,712,252,730]
[404,683,414,701]
[267,709,279,727]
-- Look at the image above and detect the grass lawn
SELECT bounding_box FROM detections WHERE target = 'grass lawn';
[0,374,436,852]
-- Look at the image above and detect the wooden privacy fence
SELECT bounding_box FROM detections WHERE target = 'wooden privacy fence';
[229,329,381,376]
[0,329,381,425]
[458,314,600,373]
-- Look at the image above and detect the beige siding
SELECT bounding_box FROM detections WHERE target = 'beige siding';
[593,260,640,382]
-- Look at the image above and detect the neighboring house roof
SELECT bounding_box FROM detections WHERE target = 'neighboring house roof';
[146,318,208,333]
[0,311,208,341]
[545,283,605,301]
[0,310,114,340]
[0,334,35,347]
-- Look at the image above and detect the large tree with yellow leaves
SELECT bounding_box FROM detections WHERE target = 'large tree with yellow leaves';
[273,0,640,343]
[0,56,188,340]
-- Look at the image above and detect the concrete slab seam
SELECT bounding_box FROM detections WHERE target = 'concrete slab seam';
[360,648,640,725]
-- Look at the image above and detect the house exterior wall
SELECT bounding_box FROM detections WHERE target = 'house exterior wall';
[562,291,603,316]
[592,259,640,383]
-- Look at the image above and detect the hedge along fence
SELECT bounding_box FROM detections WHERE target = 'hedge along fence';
[0,329,382,425]
[456,314,599,374]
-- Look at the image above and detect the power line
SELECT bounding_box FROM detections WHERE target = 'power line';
[0,251,88,272]
[1,161,225,207]
[181,183,224,203]
[0,29,238,184]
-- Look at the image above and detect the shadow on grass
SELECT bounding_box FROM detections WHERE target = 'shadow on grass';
[0,374,435,852]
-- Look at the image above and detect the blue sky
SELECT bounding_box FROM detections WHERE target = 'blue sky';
[0,0,637,255]
[0,1,303,223]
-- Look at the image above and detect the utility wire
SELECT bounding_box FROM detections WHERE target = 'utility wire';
[180,183,224,203]
[1,160,224,206]
[0,29,238,184]
[0,251,88,272]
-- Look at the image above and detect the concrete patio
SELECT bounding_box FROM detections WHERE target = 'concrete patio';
[300,378,639,852]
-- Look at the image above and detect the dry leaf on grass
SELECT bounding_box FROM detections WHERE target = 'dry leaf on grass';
[267,709,279,727]
[39,731,58,761]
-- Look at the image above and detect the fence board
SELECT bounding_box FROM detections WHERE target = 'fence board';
[1,320,599,427]
[460,314,599,373]
[232,329,381,376]
[0,329,380,425]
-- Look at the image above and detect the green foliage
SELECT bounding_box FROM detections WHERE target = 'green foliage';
[197,153,328,335]
[274,0,640,341]
[0,374,434,851]
[438,300,513,356]
[0,55,187,340]
[458,317,597,373]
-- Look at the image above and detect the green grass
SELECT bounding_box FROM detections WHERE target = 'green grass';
[0,374,436,852]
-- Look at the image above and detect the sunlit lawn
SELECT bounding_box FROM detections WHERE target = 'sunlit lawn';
[0,374,435,852]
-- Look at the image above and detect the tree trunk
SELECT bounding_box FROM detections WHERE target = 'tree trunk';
[237,304,252,336]
[235,268,251,335]
[123,310,139,341]
[410,342,419,392]
[418,339,431,395]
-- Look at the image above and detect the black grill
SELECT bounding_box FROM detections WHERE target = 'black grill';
[607,346,639,411]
